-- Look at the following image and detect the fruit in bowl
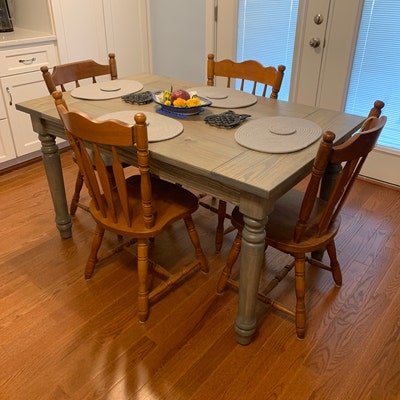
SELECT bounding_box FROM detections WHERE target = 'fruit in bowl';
[159,89,202,108]
[171,89,190,103]
[152,89,212,115]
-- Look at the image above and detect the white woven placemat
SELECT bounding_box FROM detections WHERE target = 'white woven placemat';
[97,110,183,142]
[235,116,322,153]
[188,86,257,109]
[71,80,143,100]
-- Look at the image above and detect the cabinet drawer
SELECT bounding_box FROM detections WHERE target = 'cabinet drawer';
[0,44,57,76]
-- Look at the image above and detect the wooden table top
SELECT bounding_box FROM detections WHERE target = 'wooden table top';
[17,73,365,218]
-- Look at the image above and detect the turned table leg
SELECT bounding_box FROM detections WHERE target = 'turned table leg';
[39,130,72,239]
[235,214,268,345]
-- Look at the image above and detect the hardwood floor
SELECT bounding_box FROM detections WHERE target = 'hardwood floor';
[1,150,399,400]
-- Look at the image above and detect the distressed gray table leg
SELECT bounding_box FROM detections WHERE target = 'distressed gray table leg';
[312,162,342,260]
[235,214,268,345]
[40,131,72,239]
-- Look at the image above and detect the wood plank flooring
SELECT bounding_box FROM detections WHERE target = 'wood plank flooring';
[0,150,399,400]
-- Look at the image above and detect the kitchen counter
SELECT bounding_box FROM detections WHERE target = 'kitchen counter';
[0,27,56,48]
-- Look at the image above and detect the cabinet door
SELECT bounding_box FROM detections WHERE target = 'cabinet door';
[0,86,16,162]
[50,0,108,64]
[103,0,150,77]
[0,119,16,163]
[0,71,54,157]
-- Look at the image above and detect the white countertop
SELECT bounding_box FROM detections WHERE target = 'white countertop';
[0,27,56,48]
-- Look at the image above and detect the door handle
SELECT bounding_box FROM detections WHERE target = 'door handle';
[309,37,321,48]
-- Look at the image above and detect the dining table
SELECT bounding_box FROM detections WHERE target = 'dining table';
[16,72,365,345]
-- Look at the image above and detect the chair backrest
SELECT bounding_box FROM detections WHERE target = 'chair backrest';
[293,110,387,242]
[207,53,286,99]
[52,90,154,229]
[367,100,385,118]
[41,53,118,94]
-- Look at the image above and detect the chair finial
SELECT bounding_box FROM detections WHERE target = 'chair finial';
[134,113,147,125]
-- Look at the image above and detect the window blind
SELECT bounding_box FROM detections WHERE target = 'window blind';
[236,0,299,100]
[345,0,400,150]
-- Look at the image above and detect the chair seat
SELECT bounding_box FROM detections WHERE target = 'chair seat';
[231,189,341,253]
[90,175,199,237]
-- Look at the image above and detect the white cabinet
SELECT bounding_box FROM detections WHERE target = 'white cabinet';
[0,0,151,168]
[0,0,58,167]
[1,70,53,156]
[0,96,15,163]
[0,41,58,163]
[50,0,150,78]
[0,43,57,76]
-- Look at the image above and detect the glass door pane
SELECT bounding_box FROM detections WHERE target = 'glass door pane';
[236,0,299,100]
[345,0,400,150]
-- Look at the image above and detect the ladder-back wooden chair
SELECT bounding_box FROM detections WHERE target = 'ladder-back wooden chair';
[207,53,286,98]
[203,53,286,252]
[41,53,118,216]
[217,101,386,338]
[53,91,208,322]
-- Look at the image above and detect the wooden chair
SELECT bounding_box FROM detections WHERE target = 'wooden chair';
[203,54,286,252]
[41,53,118,216]
[41,53,117,94]
[207,53,286,98]
[216,102,386,338]
[52,91,208,322]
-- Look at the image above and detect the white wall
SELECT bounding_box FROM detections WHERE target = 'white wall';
[12,0,53,33]
[149,0,207,84]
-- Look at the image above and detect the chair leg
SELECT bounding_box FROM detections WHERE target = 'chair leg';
[215,200,227,252]
[184,216,208,273]
[85,224,105,279]
[326,240,342,286]
[294,254,306,339]
[217,230,242,294]
[137,238,150,323]
[70,169,84,216]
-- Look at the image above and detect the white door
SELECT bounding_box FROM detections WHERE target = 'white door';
[215,0,400,186]
[50,0,108,64]
[102,0,151,77]
[216,0,359,107]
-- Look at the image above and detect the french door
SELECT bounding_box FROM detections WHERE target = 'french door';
[215,0,400,186]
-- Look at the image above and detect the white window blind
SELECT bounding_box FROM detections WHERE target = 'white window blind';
[236,0,299,100]
[345,0,400,150]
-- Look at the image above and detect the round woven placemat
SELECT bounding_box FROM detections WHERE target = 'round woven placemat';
[188,86,257,109]
[234,116,322,153]
[97,110,183,142]
[71,80,143,100]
